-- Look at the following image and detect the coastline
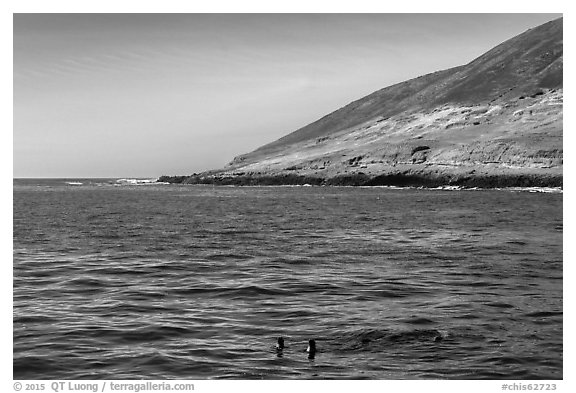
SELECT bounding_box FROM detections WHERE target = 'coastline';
[157,169,562,189]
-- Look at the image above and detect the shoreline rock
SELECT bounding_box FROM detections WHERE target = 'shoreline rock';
[157,170,562,189]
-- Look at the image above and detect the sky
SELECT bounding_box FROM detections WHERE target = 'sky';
[13,13,562,178]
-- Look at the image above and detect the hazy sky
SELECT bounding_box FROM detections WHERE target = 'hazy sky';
[13,13,561,178]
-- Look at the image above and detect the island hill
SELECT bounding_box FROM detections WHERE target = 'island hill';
[160,17,563,188]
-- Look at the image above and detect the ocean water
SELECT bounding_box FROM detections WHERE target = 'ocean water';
[13,179,563,379]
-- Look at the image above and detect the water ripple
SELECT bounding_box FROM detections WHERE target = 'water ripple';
[13,184,563,379]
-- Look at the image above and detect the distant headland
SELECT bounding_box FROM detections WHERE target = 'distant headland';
[159,18,562,189]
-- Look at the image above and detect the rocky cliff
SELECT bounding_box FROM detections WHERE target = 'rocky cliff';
[162,17,562,188]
